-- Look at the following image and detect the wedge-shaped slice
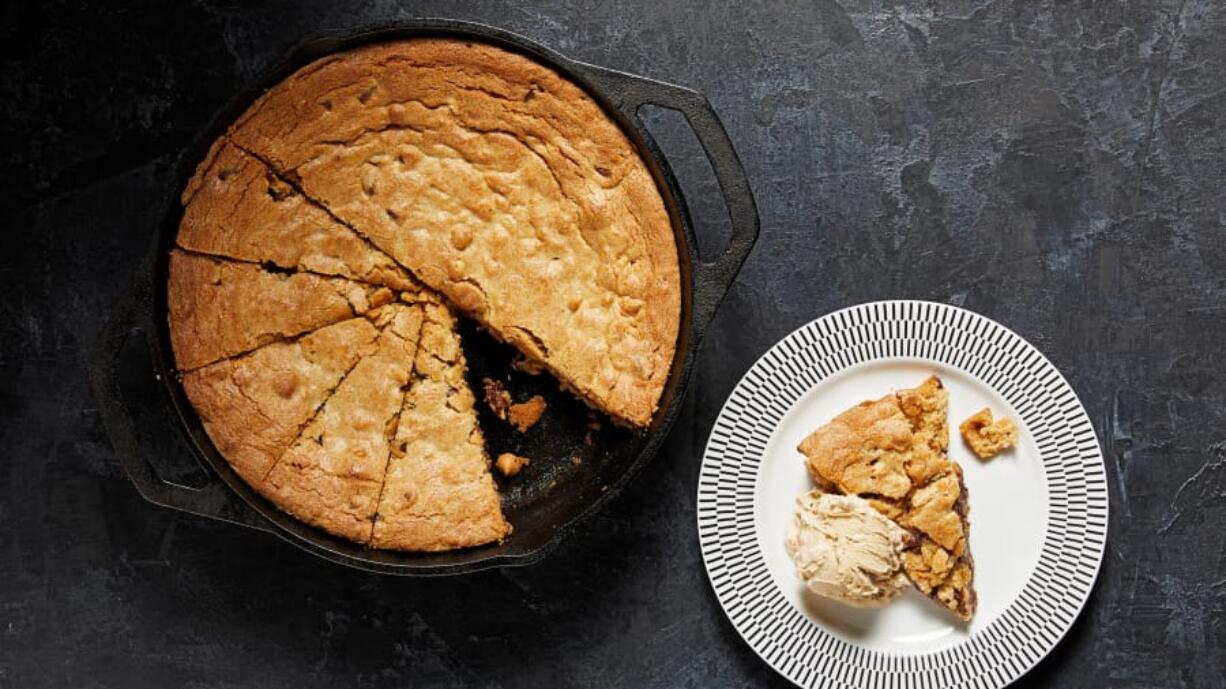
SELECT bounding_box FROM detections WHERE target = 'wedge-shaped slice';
[180,317,380,484]
[168,250,394,370]
[178,139,417,291]
[798,376,977,620]
[227,38,680,427]
[372,299,510,551]
[258,304,423,543]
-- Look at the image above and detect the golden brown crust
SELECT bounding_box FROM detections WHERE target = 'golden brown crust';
[258,304,422,543]
[167,250,394,370]
[959,407,1018,459]
[178,139,417,291]
[798,395,913,499]
[902,472,965,553]
[896,377,950,483]
[371,300,510,551]
[226,38,680,426]
[797,376,977,620]
[180,317,380,484]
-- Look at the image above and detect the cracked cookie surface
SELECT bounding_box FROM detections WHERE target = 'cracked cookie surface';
[168,250,394,370]
[179,140,418,291]
[798,376,977,620]
[258,304,422,543]
[180,316,381,484]
[225,38,680,427]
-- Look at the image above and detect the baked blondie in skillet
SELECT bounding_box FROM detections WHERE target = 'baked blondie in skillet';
[90,19,759,574]
[169,36,679,551]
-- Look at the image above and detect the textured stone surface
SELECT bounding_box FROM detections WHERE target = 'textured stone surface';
[2,1,1224,687]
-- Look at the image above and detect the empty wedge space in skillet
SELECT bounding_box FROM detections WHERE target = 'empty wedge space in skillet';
[225,37,681,427]
[167,250,396,371]
[178,139,418,291]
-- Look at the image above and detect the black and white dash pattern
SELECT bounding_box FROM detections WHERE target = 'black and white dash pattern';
[697,301,1108,689]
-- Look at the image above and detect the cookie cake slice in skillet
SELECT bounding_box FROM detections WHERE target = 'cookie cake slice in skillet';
[167,249,396,371]
[178,316,381,486]
[177,139,417,291]
[371,295,511,551]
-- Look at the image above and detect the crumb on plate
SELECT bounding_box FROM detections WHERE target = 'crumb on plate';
[959,408,1018,459]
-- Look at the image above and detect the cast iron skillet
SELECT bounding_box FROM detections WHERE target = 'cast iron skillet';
[88,18,759,575]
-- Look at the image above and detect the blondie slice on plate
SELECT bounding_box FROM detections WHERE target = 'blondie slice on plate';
[798,376,977,620]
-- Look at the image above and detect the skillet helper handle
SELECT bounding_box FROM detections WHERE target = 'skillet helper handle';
[579,64,760,332]
[88,277,273,534]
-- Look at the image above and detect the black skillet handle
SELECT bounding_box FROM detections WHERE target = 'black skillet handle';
[578,63,760,333]
[87,274,274,534]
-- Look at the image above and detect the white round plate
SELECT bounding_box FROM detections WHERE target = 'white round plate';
[698,301,1108,689]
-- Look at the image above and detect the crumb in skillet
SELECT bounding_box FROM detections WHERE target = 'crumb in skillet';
[483,378,512,420]
[495,452,530,478]
[508,395,547,432]
[511,353,545,375]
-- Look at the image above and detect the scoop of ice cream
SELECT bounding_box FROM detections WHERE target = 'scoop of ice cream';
[785,490,912,607]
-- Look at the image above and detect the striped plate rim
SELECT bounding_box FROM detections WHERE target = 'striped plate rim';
[697,301,1108,689]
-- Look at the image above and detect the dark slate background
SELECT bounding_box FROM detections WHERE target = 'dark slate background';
[2,1,1224,687]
